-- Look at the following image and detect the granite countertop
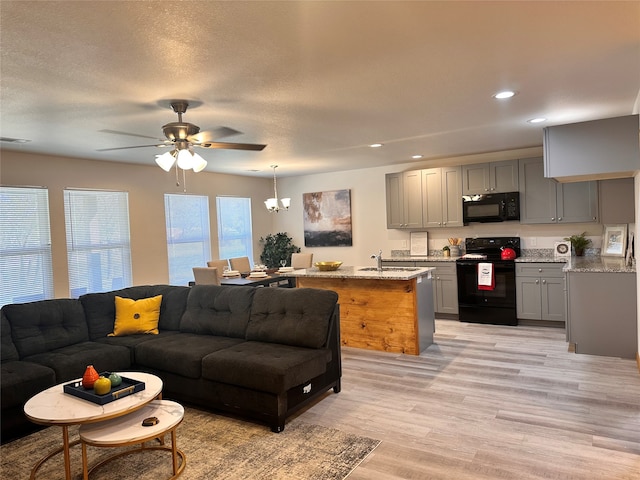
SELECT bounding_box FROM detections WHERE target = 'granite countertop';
[515,257,568,264]
[284,265,435,280]
[383,256,458,263]
[562,256,635,273]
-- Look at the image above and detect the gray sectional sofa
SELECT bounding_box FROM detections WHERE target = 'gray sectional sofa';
[1,284,341,442]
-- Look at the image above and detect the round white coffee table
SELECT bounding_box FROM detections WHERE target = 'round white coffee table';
[79,399,186,479]
[24,371,163,480]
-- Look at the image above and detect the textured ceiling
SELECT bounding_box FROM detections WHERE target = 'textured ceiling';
[1,1,639,177]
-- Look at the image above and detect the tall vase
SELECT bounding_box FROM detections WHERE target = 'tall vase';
[82,365,100,389]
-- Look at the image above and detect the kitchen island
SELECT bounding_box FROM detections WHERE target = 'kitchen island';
[286,266,435,355]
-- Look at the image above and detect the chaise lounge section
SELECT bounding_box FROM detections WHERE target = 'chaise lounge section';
[1,284,341,442]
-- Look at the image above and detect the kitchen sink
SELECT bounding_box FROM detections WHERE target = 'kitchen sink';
[359,267,420,272]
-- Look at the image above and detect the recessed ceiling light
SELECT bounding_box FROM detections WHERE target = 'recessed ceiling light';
[369,143,383,148]
[493,90,516,99]
[412,155,423,159]
[527,117,547,124]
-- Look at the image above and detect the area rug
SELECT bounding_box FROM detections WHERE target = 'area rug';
[1,406,380,479]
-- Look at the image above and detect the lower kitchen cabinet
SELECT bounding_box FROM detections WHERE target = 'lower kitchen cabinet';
[418,262,458,315]
[566,271,637,359]
[516,263,565,324]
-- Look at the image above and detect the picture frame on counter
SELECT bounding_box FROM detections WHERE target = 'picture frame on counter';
[602,224,627,257]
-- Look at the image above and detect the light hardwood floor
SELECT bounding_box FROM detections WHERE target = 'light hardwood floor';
[298,319,640,479]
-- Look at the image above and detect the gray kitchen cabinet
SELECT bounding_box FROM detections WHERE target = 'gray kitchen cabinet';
[417,262,458,315]
[421,166,463,228]
[516,263,565,324]
[544,114,639,182]
[599,177,635,224]
[386,170,423,228]
[519,157,598,224]
[462,159,518,195]
[566,271,637,359]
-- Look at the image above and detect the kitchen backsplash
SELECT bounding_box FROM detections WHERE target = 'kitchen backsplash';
[390,248,602,258]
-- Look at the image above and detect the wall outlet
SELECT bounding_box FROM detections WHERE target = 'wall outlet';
[529,237,537,247]
[401,240,407,248]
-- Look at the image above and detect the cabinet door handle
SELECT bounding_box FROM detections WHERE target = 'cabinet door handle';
[538,268,542,272]
[542,280,547,284]
[558,217,562,221]
[551,217,555,221]
[535,279,539,284]
[490,187,495,191]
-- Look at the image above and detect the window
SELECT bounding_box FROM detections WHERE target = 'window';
[64,189,132,297]
[216,196,253,264]
[0,186,53,307]
[165,194,211,286]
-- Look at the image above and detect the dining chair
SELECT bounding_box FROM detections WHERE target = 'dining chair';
[207,259,229,273]
[192,267,221,285]
[291,253,313,269]
[229,256,251,273]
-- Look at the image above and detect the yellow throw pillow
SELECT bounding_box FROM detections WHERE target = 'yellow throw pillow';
[109,295,162,336]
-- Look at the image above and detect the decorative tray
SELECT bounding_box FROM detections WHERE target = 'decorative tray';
[63,373,145,405]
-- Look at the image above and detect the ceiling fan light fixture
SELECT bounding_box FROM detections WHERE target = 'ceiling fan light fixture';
[192,152,207,172]
[155,150,177,172]
[176,148,195,170]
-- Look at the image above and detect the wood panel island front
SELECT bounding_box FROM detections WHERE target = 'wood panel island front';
[286,266,435,355]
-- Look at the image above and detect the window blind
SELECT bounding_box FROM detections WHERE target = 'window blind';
[0,186,54,307]
[64,189,132,297]
[216,196,254,265]
[164,194,211,286]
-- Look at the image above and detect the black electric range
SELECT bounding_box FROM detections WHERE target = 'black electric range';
[456,237,520,326]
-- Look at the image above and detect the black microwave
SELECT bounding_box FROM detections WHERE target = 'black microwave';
[462,192,520,224]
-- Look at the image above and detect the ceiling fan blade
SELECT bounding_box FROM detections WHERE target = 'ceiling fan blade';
[97,144,167,152]
[99,129,163,141]
[196,141,267,151]
[188,127,242,144]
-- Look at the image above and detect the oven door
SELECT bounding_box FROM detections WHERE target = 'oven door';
[456,260,517,325]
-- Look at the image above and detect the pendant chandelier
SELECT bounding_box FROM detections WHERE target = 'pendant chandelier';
[264,165,290,212]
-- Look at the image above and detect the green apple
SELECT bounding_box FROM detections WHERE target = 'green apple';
[93,376,111,395]
[108,373,122,387]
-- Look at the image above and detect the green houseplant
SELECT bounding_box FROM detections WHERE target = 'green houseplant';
[259,232,301,268]
[564,232,592,256]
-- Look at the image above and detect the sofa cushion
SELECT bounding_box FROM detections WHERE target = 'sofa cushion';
[246,288,338,348]
[134,333,245,379]
[1,361,56,409]
[96,330,180,363]
[22,341,131,383]
[81,285,190,340]
[180,285,256,338]
[1,314,19,361]
[2,299,89,358]
[110,295,162,336]
[201,341,330,394]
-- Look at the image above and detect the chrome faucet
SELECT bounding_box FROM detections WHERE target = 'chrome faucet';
[371,249,383,272]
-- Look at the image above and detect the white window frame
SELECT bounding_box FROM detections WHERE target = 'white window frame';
[164,194,211,286]
[64,189,132,297]
[0,186,54,306]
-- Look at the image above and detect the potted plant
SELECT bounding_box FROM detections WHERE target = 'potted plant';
[259,232,301,268]
[442,245,450,258]
[564,232,592,256]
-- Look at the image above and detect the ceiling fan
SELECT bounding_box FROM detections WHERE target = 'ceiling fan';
[97,100,266,171]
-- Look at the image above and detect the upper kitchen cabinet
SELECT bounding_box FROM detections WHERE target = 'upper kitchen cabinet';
[544,114,640,182]
[386,170,423,228]
[462,159,518,195]
[519,157,598,224]
[599,178,635,224]
[421,166,463,228]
